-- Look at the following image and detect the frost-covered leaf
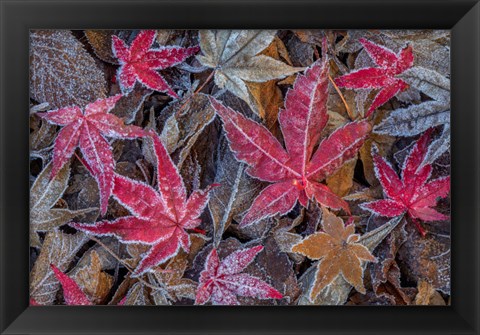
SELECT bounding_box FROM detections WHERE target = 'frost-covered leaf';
[50,264,92,305]
[197,30,303,115]
[374,101,449,137]
[30,30,107,109]
[423,124,450,166]
[397,66,450,103]
[360,130,450,235]
[71,133,217,276]
[113,30,199,98]
[210,56,371,226]
[30,162,97,247]
[39,95,146,214]
[70,250,114,304]
[298,215,404,305]
[160,93,216,168]
[335,38,414,116]
[124,282,151,305]
[150,252,197,304]
[195,245,282,305]
[292,208,377,300]
[399,221,451,294]
[208,138,264,247]
[30,231,87,305]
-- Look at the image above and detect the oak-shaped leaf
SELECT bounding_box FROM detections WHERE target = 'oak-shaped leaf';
[71,133,217,276]
[360,130,450,235]
[335,38,414,117]
[195,245,282,305]
[197,30,304,115]
[50,264,93,305]
[113,30,199,98]
[30,30,107,109]
[292,208,377,300]
[210,56,372,227]
[39,94,146,215]
[30,162,97,247]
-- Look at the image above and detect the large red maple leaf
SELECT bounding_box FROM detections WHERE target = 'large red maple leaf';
[209,56,372,227]
[195,246,282,305]
[39,94,145,215]
[360,129,450,235]
[71,133,216,276]
[335,38,414,117]
[112,30,199,98]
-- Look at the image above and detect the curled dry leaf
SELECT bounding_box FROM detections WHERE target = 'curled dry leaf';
[30,30,107,109]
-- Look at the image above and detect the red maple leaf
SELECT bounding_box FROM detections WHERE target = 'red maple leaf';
[209,56,371,227]
[112,30,199,98]
[195,246,282,305]
[71,133,217,276]
[50,264,92,305]
[335,38,414,117]
[39,95,145,215]
[360,129,450,236]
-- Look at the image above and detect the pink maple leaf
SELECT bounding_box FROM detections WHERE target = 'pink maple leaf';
[335,38,414,117]
[210,55,371,227]
[195,246,282,305]
[39,95,146,215]
[360,129,450,236]
[112,30,199,98]
[71,133,217,276]
[50,264,92,305]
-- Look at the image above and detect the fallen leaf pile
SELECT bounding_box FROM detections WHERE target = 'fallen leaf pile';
[29,29,451,306]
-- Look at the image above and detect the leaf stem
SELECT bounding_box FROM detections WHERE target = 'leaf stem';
[328,74,355,120]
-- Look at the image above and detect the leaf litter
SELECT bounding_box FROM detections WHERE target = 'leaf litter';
[29,29,451,306]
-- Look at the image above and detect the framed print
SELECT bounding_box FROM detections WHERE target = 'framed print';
[1,0,479,334]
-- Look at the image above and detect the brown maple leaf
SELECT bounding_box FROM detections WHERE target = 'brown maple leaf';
[292,208,377,300]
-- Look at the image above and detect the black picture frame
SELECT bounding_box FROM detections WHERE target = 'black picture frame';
[1,0,479,334]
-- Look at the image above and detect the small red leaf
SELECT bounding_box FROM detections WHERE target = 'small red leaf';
[40,95,145,215]
[361,130,450,234]
[50,264,92,305]
[335,39,414,116]
[195,246,282,305]
[112,30,199,97]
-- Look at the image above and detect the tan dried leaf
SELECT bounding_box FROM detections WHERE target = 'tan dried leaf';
[70,250,114,304]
